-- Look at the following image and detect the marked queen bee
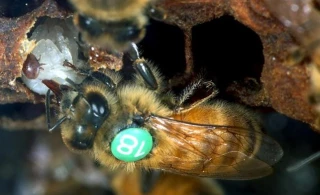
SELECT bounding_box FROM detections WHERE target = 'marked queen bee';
[43,43,282,180]
[263,0,320,126]
[68,0,165,51]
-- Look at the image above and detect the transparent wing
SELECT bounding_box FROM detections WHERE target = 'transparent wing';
[145,115,283,179]
[264,0,320,47]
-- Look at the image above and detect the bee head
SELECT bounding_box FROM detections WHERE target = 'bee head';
[43,78,112,152]
[63,91,110,151]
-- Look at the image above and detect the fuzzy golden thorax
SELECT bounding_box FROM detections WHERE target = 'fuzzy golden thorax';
[93,82,172,171]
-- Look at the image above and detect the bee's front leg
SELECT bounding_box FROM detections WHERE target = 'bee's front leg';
[64,61,117,90]
[128,42,163,91]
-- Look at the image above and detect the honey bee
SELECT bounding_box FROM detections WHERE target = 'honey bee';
[264,0,320,126]
[68,0,165,51]
[43,42,282,180]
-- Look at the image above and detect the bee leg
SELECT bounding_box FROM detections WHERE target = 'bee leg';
[73,71,117,90]
[63,60,91,76]
[128,43,160,90]
[64,62,117,90]
[45,89,68,132]
[146,5,167,21]
[133,58,158,90]
[89,71,117,90]
[43,80,70,131]
[42,80,65,101]
[175,79,219,113]
[76,33,90,60]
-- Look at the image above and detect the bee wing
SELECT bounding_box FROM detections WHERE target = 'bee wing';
[146,115,283,179]
[264,0,320,47]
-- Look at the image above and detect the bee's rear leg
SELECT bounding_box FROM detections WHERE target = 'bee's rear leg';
[128,43,164,91]
[175,78,219,113]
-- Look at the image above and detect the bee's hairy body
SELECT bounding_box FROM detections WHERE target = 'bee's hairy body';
[56,68,268,178]
[68,0,159,50]
[44,43,282,180]
[69,0,151,21]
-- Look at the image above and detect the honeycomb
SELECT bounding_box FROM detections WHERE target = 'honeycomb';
[0,0,316,130]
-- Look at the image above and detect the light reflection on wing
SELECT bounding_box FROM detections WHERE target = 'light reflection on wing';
[146,115,283,179]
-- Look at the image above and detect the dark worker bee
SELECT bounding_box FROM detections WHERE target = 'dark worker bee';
[68,0,165,51]
[43,43,283,180]
[264,0,320,127]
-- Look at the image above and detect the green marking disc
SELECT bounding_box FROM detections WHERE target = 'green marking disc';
[111,128,153,162]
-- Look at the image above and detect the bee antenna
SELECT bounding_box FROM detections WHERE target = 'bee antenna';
[48,116,68,132]
[45,89,68,132]
[287,151,320,172]
[65,77,81,91]
[81,96,91,109]
[71,93,91,112]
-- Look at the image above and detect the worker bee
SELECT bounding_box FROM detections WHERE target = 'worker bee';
[43,42,282,179]
[264,0,320,126]
[68,0,165,51]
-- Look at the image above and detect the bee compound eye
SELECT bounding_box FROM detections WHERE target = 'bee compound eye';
[111,128,153,162]
[86,93,110,129]
[70,125,95,150]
